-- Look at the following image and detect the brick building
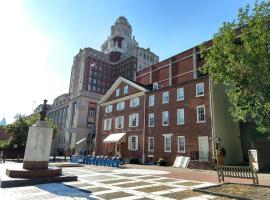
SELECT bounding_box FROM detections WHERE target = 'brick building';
[95,43,243,166]
[48,16,159,155]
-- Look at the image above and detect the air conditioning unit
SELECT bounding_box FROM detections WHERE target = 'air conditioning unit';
[153,82,159,90]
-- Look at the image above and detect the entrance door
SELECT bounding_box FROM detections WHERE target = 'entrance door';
[198,136,209,161]
[115,143,121,157]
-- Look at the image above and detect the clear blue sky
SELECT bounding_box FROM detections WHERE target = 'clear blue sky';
[0,0,257,123]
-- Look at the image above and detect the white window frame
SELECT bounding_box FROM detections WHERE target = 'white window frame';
[128,135,138,151]
[129,113,139,127]
[115,116,124,129]
[103,118,112,130]
[162,111,169,126]
[149,95,155,107]
[115,88,120,97]
[148,113,154,127]
[178,136,185,153]
[197,105,206,123]
[124,85,128,94]
[105,105,113,113]
[162,91,169,104]
[116,101,125,111]
[163,134,172,152]
[177,88,184,101]
[130,97,140,107]
[148,137,154,152]
[196,83,204,97]
[177,108,185,125]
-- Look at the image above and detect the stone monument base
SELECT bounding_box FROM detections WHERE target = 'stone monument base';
[6,166,62,178]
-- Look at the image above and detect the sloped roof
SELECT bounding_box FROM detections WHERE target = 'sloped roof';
[99,77,149,104]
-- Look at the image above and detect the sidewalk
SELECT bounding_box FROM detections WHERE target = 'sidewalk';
[126,164,270,186]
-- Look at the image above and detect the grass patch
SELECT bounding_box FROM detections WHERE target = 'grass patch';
[0,139,9,148]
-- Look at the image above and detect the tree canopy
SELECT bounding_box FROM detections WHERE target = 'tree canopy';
[201,1,270,136]
[6,114,58,148]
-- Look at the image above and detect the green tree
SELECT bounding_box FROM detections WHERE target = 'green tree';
[6,114,58,148]
[201,1,270,136]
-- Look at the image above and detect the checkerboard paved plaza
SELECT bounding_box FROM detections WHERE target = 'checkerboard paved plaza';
[0,163,223,200]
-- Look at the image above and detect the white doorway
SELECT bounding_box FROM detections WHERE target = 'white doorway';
[198,136,209,161]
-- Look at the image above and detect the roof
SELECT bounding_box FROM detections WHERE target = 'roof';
[99,77,149,104]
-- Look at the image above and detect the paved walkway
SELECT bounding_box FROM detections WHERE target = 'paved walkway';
[0,162,269,199]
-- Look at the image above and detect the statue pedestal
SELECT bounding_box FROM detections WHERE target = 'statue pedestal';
[23,121,53,170]
[1,121,78,188]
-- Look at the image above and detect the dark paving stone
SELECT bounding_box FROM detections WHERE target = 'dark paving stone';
[155,178,178,183]
[162,189,202,200]
[116,181,152,188]
[136,185,176,193]
[138,176,161,180]
[96,191,134,199]
[175,181,202,186]
[99,178,132,184]
[83,186,111,192]
[117,173,142,177]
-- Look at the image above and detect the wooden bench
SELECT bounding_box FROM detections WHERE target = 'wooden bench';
[217,165,259,184]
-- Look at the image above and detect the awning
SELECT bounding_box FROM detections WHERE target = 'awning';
[103,133,126,143]
[76,138,86,145]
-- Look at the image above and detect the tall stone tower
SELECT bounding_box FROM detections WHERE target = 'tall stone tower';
[101,16,138,63]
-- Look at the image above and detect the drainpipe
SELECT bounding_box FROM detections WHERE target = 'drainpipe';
[94,104,100,155]
[142,94,146,164]
[209,78,216,163]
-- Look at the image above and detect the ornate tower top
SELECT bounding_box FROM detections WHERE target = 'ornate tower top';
[111,16,132,39]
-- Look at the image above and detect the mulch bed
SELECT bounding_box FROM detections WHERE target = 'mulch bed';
[194,183,270,200]
[161,189,202,199]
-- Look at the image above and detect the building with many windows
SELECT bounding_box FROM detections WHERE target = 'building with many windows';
[95,41,243,166]
[48,16,159,155]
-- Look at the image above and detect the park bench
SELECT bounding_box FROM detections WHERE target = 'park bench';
[217,165,259,184]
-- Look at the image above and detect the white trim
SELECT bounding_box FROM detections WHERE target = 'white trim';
[162,133,173,137]
[129,113,139,127]
[162,111,169,126]
[103,118,112,130]
[163,134,172,152]
[128,135,138,151]
[100,92,145,106]
[162,91,169,104]
[149,95,155,107]
[148,113,154,127]
[178,136,185,153]
[196,83,205,97]
[115,116,124,129]
[176,88,184,101]
[148,137,154,152]
[99,77,148,104]
[177,108,185,125]
[197,105,206,123]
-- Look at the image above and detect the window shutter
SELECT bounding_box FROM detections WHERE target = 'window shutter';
[128,136,131,150]
[135,136,138,150]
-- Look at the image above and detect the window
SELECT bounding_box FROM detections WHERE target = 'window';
[103,118,112,130]
[177,88,184,101]
[149,113,154,127]
[149,95,155,107]
[162,91,169,104]
[115,88,120,97]
[129,113,139,127]
[162,111,169,126]
[105,105,112,113]
[178,136,185,153]
[116,101,125,110]
[124,85,128,94]
[128,136,138,151]
[148,137,154,152]
[115,116,124,129]
[177,109,185,125]
[196,83,204,97]
[164,135,172,152]
[197,105,206,123]
[130,97,140,107]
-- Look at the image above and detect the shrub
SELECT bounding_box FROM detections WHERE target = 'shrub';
[156,158,167,166]
[129,157,140,164]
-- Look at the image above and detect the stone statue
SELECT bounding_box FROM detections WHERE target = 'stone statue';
[40,99,48,121]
